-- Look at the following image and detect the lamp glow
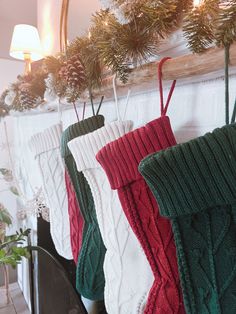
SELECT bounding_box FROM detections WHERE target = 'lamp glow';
[9,24,43,74]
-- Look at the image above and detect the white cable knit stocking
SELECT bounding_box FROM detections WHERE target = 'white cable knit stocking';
[29,124,72,260]
[68,121,153,314]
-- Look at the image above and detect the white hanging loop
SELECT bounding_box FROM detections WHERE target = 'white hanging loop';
[112,74,121,121]
[122,89,131,120]
[57,98,63,125]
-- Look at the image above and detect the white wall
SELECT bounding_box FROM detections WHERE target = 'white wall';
[67,0,100,39]
[0,58,24,93]
[0,0,37,59]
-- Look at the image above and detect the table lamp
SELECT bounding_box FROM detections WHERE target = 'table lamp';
[9,24,43,74]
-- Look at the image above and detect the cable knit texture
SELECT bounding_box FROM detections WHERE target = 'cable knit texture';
[65,170,83,263]
[61,116,106,300]
[139,123,236,314]
[68,121,154,314]
[97,116,185,314]
[29,123,73,260]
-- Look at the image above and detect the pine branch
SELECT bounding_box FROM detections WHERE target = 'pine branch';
[0,90,10,118]
[28,70,47,99]
[216,0,236,46]
[44,56,67,98]
[67,36,102,89]
[90,10,130,82]
[91,10,158,82]
[44,56,64,76]
[140,0,180,37]
[183,4,216,53]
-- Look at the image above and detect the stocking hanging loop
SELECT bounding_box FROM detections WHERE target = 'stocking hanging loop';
[113,74,131,121]
[113,74,121,121]
[158,57,176,116]
[57,98,63,126]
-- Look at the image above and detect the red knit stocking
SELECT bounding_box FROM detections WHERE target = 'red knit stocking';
[65,170,83,264]
[97,116,185,314]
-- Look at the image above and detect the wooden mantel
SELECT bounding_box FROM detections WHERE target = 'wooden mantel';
[91,44,236,101]
[11,43,236,117]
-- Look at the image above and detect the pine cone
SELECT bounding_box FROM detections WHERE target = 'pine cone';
[18,88,37,111]
[59,54,86,89]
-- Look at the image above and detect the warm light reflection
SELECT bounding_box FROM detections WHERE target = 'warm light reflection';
[193,0,202,7]
[40,2,54,55]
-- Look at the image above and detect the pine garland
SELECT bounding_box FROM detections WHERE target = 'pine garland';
[44,56,67,98]
[28,70,47,98]
[0,90,10,118]
[3,71,46,112]
[67,36,102,90]
[183,6,214,53]
[216,0,236,46]
[90,10,131,83]
[139,0,180,37]
[2,0,236,113]
[183,0,220,53]
[183,0,236,52]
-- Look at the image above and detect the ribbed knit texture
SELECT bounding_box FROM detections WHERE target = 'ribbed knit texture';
[69,121,154,314]
[61,115,106,300]
[29,124,73,260]
[97,116,185,314]
[139,123,236,314]
[65,170,83,264]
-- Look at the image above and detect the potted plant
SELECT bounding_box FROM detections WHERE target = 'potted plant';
[0,202,30,304]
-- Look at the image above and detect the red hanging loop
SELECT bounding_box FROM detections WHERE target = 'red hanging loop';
[158,57,177,116]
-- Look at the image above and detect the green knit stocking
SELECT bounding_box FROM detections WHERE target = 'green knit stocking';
[140,123,236,314]
[61,116,106,300]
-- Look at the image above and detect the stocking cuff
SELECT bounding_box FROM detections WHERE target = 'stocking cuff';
[139,123,236,218]
[96,116,176,189]
[29,123,62,157]
[68,120,133,171]
[61,115,105,158]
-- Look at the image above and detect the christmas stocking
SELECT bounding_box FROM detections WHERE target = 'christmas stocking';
[61,115,106,300]
[65,170,84,264]
[97,116,185,314]
[68,120,154,314]
[140,123,236,314]
[29,124,73,260]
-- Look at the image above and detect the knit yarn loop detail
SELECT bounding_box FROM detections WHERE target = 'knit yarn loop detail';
[139,123,236,218]
[61,115,106,300]
[140,123,236,314]
[97,116,185,314]
[69,121,154,313]
[97,116,176,189]
[65,170,83,263]
[29,124,73,260]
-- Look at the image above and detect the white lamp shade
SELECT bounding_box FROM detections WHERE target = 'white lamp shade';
[10,24,43,61]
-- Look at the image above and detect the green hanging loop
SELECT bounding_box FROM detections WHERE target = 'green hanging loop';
[225,44,236,124]
[231,98,236,123]
[225,44,230,125]
[89,88,95,116]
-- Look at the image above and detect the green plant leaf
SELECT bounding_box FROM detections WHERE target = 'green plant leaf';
[0,249,6,258]
[0,228,31,267]
[0,207,12,225]
[9,186,19,196]
[0,168,9,176]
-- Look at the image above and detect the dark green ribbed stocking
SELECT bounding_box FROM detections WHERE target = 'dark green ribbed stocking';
[140,123,236,314]
[61,116,106,300]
